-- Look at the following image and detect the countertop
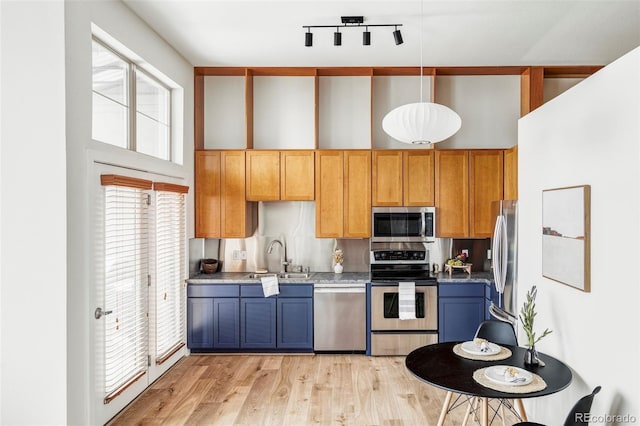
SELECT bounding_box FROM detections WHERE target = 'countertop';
[187,271,370,284]
[187,270,493,285]
[435,270,494,284]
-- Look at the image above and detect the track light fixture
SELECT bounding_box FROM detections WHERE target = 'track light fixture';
[363,27,371,46]
[303,16,403,47]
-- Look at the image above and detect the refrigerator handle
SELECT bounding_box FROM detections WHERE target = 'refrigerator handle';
[492,214,508,306]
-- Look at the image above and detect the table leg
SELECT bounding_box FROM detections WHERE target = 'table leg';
[462,396,474,426]
[515,399,528,421]
[437,391,453,426]
[481,397,489,426]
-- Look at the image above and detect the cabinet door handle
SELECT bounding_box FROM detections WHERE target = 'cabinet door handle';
[94,307,113,319]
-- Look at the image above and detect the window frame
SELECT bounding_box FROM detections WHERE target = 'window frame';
[92,36,173,162]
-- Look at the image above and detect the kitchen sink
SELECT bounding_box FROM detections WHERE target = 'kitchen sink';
[247,272,312,279]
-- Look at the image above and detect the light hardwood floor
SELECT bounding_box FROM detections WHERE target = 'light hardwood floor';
[108,354,519,425]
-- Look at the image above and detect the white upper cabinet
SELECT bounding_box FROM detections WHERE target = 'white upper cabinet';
[204,76,246,149]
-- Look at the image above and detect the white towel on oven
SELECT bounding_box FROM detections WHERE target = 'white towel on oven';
[261,275,279,297]
[399,282,416,320]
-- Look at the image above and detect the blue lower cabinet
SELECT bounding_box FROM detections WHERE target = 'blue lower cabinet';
[438,282,491,342]
[213,298,240,349]
[277,298,313,349]
[241,298,277,349]
[187,283,313,352]
[187,298,215,349]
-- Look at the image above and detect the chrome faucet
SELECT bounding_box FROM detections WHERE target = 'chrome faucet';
[267,239,287,273]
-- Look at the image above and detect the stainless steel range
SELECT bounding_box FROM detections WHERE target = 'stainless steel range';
[369,242,438,356]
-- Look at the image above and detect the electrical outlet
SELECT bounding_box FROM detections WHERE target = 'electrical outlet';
[462,249,469,257]
[232,250,241,260]
[240,250,247,260]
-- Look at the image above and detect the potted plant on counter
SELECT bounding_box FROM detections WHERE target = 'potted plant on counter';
[333,249,344,274]
[520,285,553,366]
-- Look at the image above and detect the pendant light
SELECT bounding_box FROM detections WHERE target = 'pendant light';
[382,1,461,145]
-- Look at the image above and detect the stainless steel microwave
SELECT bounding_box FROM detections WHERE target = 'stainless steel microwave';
[371,207,436,243]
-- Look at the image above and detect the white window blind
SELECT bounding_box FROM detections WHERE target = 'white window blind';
[153,183,188,363]
[102,177,151,403]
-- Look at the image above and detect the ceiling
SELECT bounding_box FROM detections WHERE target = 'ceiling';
[122,0,640,67]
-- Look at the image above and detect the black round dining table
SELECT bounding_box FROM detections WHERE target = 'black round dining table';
[405,342,573,426]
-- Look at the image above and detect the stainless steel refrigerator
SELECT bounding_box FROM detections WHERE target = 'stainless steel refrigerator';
[489,200,518,327]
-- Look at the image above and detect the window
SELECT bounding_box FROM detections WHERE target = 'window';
[92,38,172,161]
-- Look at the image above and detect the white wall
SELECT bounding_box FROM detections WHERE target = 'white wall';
[64,1,194,424]
[1,1,67,424]
[518,47,640,423]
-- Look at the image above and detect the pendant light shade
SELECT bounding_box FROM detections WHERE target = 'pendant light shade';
[382,102,462,144]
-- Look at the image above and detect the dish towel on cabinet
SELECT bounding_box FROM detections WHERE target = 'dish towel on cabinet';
[399,281,416,320]
[261,275,280,297]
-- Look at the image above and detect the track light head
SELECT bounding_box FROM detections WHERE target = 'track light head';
[393,27,403,45]
[363,28,371,46]
[305,31,313,47]
[334,29,342,46]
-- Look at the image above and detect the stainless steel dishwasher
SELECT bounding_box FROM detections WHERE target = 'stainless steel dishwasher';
[313,282,366,352]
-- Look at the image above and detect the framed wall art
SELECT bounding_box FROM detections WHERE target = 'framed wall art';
[542,185,591,292]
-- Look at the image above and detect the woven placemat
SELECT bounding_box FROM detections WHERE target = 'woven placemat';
[453,343,512,361]
[473,367,547,394]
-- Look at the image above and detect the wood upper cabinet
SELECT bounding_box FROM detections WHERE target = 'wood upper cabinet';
[315,150,371,238]
[246,151,280,201]
[195,151,221,238]
[315,151,344,238]
[246,150,315,201]
[435,149,504,238]
[404,151,435,206]
[504,145,518,200]
[435,150,469,238]
[220,151,257,238]
[280,151,314,201]
[372,150,435,207]
[372,151,403,206]
[469,150,504,238]
[344,151,371,238]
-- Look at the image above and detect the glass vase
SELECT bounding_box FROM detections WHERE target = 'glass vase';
[524,346,539,367]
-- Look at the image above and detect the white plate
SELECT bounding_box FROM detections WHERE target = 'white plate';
[484,365,533,386]
[460,341,501,355]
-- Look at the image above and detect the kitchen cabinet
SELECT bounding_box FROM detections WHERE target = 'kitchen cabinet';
[469,150,504,237]
[195,151,221,238]
[435,150,503,238]
[221,151,257,238]
[435,150,469,237]
[245,150,315,201]
[187,284,240,351]
[245,150,280,201]
[504,145,518,200]
[315,150,371,238]
[280,151,315,200]
[403,151,435,206]
[241,298,277,349]
[195,151,257,238]
[372,150,403,206]
[372,150,435,207]
[438,282,487,342]
[187,284,313,352]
